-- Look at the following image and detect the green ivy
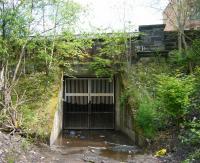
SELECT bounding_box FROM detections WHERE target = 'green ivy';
[89,57,114,78]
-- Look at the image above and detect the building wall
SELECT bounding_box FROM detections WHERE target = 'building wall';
[163,0,200,31]
[163,1,177,31]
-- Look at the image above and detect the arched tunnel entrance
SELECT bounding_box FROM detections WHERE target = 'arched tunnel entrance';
[63,77,115,130]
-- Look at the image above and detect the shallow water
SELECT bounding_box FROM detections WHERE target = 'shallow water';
[54,130,142,162]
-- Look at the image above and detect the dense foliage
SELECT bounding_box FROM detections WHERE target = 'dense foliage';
[89,32,137,78]
[0,0,89,139]
[0,0,199,162]
[121,45,200,162]
[157,74,194,125]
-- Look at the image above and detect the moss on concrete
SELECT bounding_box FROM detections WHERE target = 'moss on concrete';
[16,71,62,142]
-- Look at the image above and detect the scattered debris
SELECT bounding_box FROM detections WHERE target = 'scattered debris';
[0,131,170,163]
[69,130,76,137]
[88,146,107,150]
[100,135,105,138]
[154,149,167,157]
[80,135,86,139]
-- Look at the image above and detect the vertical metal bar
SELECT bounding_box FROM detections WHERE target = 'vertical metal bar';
[77,80,80,106]
[98,79,100,93]
[100,79,102,94]
[113,79,115,128]
[100,79,102,113]
[88,79,91,129]
[85,80,87,93]
[112,80,114,103]
[64,78,66,101]
[91,80,93,93]
[102,80,105,112]
[97,80,99,112]
[82,80,85,111]
[108,80,111,93]
[94,96,96,112]
[74,80,76,93]
[69,96,71,113]
[88,79,91,103]
[69,79,71,93]
[72,79,74,93]
[77,79,80,93]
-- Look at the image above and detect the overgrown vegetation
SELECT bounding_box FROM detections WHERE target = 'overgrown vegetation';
[0,0,89,140]
[157,74,194,127]
[0,0,200,162]
[120,43,200,162]
[89,32,137,78]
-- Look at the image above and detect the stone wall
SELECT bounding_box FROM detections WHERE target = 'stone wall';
[138,24,165,52]
[138,24,200,54]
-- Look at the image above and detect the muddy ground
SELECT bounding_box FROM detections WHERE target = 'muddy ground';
[0,131,176,163]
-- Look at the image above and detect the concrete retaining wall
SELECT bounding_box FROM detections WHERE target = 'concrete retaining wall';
[50,82,63,146]
[115,76,147,147]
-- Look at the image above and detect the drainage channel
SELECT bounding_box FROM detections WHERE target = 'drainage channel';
[53,130,145,162]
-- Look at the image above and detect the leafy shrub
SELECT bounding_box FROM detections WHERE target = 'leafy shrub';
[188,39,200,64]
[136,98,159,138]
[121,62,170,138]
[183,149,200,163]
[186,68,200,122]
[178,68,200,163]
[169,39,200,72]
[169,50,187,66]
[180,120,200,146]
[120,84,141,110]
[156,74,194,126]
[89,57,114,78]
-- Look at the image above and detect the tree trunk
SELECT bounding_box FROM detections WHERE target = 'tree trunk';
[49,3,59,70]
[182,32,193,73]
[178,31,182,53]
[12,44,26,82]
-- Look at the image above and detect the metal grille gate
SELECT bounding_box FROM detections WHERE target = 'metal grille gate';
[63,78,115,129]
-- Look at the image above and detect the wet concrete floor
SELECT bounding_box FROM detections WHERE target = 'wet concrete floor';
[51,130,160,163]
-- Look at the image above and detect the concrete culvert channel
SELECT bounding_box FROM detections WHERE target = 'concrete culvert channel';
[51,130,162,163]
[49,76,158,162]
[52,130,147,162]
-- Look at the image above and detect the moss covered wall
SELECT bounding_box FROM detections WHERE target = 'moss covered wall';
[16,71,63,142]
[50,77,63,145]
[115,75,147,147]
